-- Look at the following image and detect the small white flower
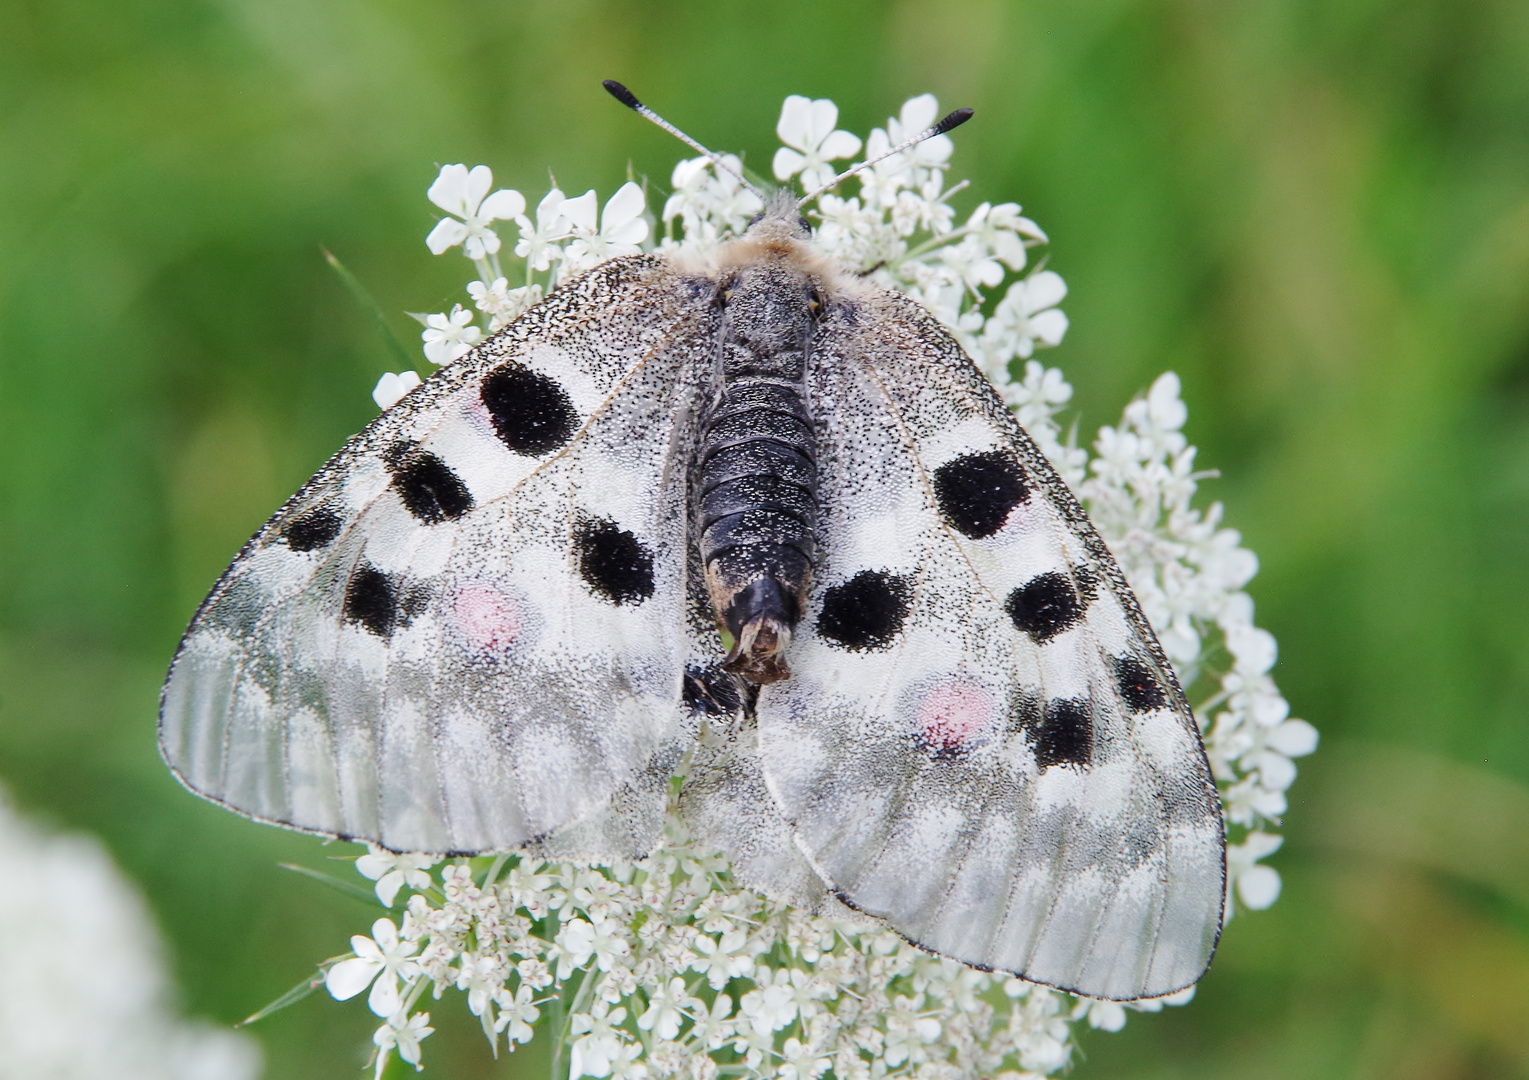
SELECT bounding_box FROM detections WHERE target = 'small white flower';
[424,163,526,260]
[981,270,1069,365]
[420,304,482,365]
[468,277,542,331]
[966,201,1045,271]
[356,845,435,906]
[773,96,863,192]
[739,982,797,1036]
[326,918,420,1017]
[638,976,693,1040]
[778,1036,831,1080]
[560,183,649,276]
[372,371,422,411]
[515,187,570,271]
[373,1011,433,1077]
[689,993,736,1051]
[570,1002,629,1078]
[555,916,631,978]
[494,984,540,1044]
[690,929,753,989]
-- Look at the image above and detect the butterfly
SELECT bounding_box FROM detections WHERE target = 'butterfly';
[160,84,1225,1002]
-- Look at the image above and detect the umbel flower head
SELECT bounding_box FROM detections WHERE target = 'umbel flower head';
[348,93,1317,1078]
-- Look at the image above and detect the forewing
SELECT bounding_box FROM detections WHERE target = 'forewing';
[756,288,1225,1000]
[161,257,717,856]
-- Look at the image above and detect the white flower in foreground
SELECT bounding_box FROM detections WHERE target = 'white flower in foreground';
[420,304,482,365]
[773,95,863,191]
[0,787,262,1080]
[325,917,420,1017]
[372,1011,433,1077]
[425,163,526,260]
[356,844,436,906]
[559,183,649,277]
[372,370,421,411]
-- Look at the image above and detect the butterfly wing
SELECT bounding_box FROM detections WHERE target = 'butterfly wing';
[754,288,1225,1000]
[161,257,717,856]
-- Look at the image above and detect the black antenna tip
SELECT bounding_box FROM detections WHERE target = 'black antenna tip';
[932,108,974,136]
[603,80,642,111]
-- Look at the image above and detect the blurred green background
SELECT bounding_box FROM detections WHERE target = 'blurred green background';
[3,0,1529,1076]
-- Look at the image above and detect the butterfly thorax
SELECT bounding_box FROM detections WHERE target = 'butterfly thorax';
[696,232,823,684]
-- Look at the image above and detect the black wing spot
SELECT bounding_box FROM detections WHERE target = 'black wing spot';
[284,506,342,551]
[683,665,744,717]
[932,451,1030,539]
[1034,698,1094,768]
[1113,655,1167,712]
[575,519,655,605]
[482,365,578,455]
[388,446,474,524]
[1005,571,1085,642]
[343,563,398,636]
[817,570,913,651]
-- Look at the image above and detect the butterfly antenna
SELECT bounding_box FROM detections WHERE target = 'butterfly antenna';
[603,80,766,201]
[797,107,974,208]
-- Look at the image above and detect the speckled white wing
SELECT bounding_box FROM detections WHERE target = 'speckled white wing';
[755,289,1225,1000]
[161,257,716,856]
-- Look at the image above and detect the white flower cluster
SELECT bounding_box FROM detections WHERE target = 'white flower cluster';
[333,835,1188,1080]
[344,93,1314,1077]
[0,787,262,1080]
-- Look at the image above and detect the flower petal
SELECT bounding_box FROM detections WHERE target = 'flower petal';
[374,869,405,907]
[368,973,402,1017]
[773,147,806,181]
[372,372,421,411]
[1237,864,1282,909]
[558,190,599,233]
[426,164,470,216]
[898,93,939,133]
[326,957,381,1001]
[425,217,468,254]
[463,165,494,215]
[600,182,646,232]
[776,95,814,149]
[803,98,840,148]
[478,188,526,222]
[818,129,863,162]
[1025,270,1068,312]
[1030,309,1070,347]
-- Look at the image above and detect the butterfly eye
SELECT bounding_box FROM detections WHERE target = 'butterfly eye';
[805,286,824,315]
[797,215,813,236]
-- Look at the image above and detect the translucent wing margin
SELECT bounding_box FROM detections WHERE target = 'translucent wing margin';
[160,257,717,856]
[755,288,1225,1000]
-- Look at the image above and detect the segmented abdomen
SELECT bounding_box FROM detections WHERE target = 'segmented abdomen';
[697,375,817,593]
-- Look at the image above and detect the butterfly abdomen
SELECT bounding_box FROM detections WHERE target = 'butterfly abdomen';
[696,257,819,684]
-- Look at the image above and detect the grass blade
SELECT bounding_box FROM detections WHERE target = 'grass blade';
[322,247,416,368]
